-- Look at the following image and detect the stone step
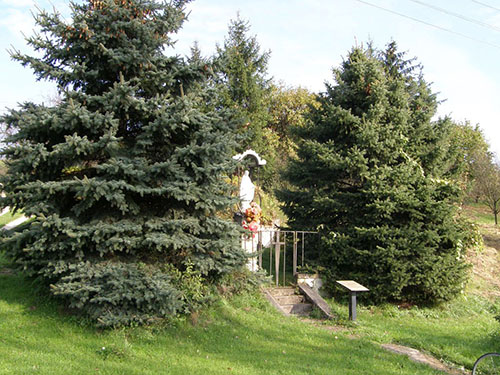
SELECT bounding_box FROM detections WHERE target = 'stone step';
[267,287,296,296]
[281,303,313,315]
[298,284,334,319]
[263,285,334,319]
[274,294,305,305]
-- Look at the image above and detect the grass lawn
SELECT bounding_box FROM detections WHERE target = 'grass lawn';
[0,271,450,375]
[462,202,497,227]
[353,296,500,370]
[2,269,499,374]
[0,210,23,228]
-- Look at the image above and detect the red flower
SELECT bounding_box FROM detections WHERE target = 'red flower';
[248,221,259,233]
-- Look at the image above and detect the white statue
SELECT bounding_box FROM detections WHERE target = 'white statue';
[239,170,255,212]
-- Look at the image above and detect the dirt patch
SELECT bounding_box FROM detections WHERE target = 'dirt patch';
[382,343,466,374]
[468,245,500,298]
[467,218,500,299]
[483,232,500,250]
[462,204,500,299]
[478,220,500,249]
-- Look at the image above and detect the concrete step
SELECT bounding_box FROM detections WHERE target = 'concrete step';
[274,294,305,305]
[281,303,313,315]
[263,285,334,319]
[267,287,296,296]
[298,284,334,319]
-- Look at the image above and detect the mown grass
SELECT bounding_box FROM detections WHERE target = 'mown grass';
[0,210,23,228]
[352,297,500,370]
[1,203,499,374]
[0,269,448,375]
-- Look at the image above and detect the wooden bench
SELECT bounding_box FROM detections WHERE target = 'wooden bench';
[336,280,369,321]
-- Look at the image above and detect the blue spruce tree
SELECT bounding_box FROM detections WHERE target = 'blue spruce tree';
[1,0,245,326]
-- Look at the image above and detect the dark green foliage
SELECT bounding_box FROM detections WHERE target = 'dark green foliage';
[1,0,245,326]
[381,43,445,176]
[217,267,269,297]
[215,14,270,150]
[280,44,470,304]
[214,15,282,191]
[51,261,184,327]
[164,262,213,313]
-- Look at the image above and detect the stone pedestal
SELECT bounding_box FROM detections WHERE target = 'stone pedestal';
[242,235,259,272]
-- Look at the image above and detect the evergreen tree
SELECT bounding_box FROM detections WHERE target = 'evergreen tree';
[380,42,460,180]
[215,14,270,147]
[214,15,279,189]
[280,45,469,304]
[1,0,245,326]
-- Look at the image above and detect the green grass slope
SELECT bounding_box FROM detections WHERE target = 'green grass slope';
[0,273,447,375]
[0,203,499,374]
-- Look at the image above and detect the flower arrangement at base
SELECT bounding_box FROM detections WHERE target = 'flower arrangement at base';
[242,201,262,235]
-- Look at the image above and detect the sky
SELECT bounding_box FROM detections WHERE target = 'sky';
[1,0,500,158]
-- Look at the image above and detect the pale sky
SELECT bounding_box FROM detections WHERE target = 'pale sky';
[1,0,500,158]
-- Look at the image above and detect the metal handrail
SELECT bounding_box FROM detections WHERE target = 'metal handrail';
[242,229,318,286]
